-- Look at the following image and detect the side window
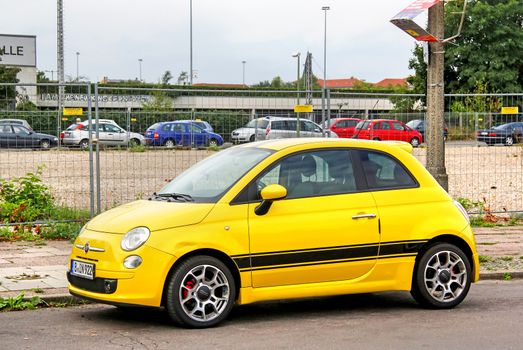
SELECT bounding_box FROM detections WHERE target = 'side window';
[105,124,121,133]
[162,124,172,132]
[172,124,184,133]
[13,126,30,135]
[255,150,356,200]
[285,120,297,131]
[358,150,417,190]
[392,122,404,131]
[381,122,391,130]
[188,124,204,133]
[1,125,12,133]
[271,121,284,130]
[347,120,358,127]
[373,122,381,130]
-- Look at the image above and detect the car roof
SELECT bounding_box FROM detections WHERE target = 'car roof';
[235,137,413,153]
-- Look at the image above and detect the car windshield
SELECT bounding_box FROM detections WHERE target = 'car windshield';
[493,123,516,130]
[147,123,159,131]
[158,147,273,202]
[246,119,269,128]
[406,120,422,128]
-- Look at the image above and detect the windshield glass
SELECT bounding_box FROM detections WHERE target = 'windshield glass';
[246,119,269,128]
[159,147,273,202]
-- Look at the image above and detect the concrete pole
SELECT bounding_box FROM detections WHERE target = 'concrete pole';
[426,1,448,191]
[190,0,193,85]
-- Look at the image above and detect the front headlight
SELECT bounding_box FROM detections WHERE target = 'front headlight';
[121,227,150,251]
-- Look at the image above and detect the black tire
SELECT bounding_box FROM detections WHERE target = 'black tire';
[249,134,255,142]
[411,243,471,309]
[40,139,51,149]
[410,137,420,147]
[165,255,236,328]
[504,136,514,146]
[129,138,140,147]
[164,139,175,148]
[79,139,89,149]
[372,137,380,141]
[208,138,218,147]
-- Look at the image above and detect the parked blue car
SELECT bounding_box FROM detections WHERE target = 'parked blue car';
[145,121,224,147]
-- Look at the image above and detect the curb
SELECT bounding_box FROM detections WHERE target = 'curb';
[479,271,523,280]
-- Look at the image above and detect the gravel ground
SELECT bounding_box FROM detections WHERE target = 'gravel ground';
[1,144,522,212]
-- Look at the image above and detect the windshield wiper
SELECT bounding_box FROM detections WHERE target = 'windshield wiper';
[149,192,194,202]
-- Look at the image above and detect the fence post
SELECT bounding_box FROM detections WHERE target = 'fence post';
[94,83,101,214]
[87,83,95,217]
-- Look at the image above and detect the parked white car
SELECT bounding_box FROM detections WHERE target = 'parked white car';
[60,119,144,148]
[231,116,337,143]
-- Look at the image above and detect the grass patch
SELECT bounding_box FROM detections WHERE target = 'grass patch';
[0,293,43,312]
[478,255,492,263]
[501,256,514,262]
[503,272,512,281]
[477,242,498,246]
[129,144,146,153]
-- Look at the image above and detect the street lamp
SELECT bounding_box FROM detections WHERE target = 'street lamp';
[242,60,246,86]
[75,52,80,81]
[138,58,143,82]
[321,6,330,137]
[190,0,193,85]
[292,52,301,137]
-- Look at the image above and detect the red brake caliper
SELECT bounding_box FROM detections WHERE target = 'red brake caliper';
[182,279,195,299]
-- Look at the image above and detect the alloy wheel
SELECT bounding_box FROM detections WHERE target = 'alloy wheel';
[423,250,467,303]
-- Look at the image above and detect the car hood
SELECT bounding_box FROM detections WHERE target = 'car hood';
[34,132,57,139]
[86,200,215,233]
[232,127,254,134]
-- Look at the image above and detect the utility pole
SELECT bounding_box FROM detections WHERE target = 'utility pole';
[426,1,448,191]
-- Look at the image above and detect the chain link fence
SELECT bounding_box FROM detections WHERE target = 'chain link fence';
[1,83,522,229]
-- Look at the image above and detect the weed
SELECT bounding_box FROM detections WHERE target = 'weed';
[129,144,146,153]
[470,216,496,227]
[478,255,492,263]
[207,145,221,152]
[0,293,43,311]
[501,256,514,262]
[456,197,482,212]
[32,288,44,294]
[503,272,512,281]
[477,242,498,246]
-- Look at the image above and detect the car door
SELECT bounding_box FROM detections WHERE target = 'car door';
[104,123,126,145]
[0,125,15,148]
[247,149,380,288]
[391,121,408,142]
[188,123,207,146]
[332,120,348,137]
[12,125,34,148]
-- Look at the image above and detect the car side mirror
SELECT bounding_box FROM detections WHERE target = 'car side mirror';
[255,184,287,216]
[314,128,321,133]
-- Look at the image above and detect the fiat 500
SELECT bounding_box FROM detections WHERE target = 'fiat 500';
[68,138,479,328]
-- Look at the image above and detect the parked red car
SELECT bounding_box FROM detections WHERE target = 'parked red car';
[353,119,423,147]
[326,118,362,138]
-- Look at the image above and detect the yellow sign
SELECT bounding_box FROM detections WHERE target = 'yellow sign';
[61,117,69,121]
[63,107,83,116]
[501,107,519,114]
[131,118,137,122]
[294,104,314,113]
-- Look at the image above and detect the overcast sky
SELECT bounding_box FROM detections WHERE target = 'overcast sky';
[3,0,421,85]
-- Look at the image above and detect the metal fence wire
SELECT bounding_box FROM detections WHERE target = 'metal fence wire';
[1,83,522,227]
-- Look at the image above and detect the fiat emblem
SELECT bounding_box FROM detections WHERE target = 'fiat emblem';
[84,242,90,254]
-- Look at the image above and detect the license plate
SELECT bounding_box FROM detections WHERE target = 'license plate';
[71,260,95,280]
[481,132,488,135]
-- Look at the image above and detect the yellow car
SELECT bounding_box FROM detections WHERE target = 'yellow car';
[68,138,479,328]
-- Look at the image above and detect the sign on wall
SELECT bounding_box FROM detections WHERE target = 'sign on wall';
[0,34,37,67]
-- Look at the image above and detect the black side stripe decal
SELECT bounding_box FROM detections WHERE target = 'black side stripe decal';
[233,240,426,271]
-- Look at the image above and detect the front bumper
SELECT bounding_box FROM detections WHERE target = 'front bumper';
[68,230,177,307]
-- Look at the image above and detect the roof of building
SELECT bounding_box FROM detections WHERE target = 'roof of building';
[317,78,363,88]
[374,78,409,88]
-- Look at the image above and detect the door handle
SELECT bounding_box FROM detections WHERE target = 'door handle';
[352,213,377,220]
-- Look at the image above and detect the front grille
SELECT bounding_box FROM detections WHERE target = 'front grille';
[67,272,118,294]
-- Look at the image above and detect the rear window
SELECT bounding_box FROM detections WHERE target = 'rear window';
[147,123,160,131]
[358,150,417,190]
[246,119,269,128]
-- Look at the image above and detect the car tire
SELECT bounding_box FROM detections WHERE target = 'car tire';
[40,139,51,149]
[410,137,420,147]
[249,134,255,142]
[372,137,380,141]
[411,243,471,309]
[129,138,140,147]
[208,138,218,147]
[164,139,175,148]
[165,255,236,328]
[504,136,514,146]
[79,139,89,149]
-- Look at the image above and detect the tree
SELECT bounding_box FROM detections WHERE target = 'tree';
[161,71,173,85]
[141,90,173,111]
[0,66,20,109]
[177,71,188,85]
[407,44,427,99]
[408,0,523,93]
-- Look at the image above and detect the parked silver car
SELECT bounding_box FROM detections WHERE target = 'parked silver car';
[231,116,337,143]
[60,119,144,148]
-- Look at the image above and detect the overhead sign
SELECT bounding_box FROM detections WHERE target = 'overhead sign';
[501,107,519,115]
[0,34,36,67]
[390,0,441,42]
[294,104,314,113]
[63,108,83,116]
